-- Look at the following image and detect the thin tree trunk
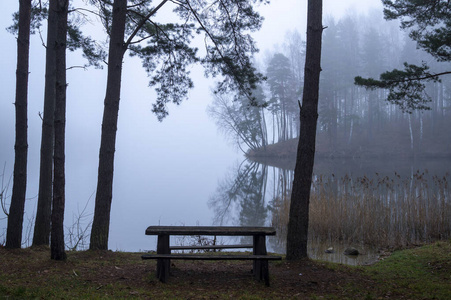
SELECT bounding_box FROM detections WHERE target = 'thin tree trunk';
[368,91,374,140]
[33,0,59,246]
[408,114,414,155]
[286,0,323,260]
[348,88,355,145]
[90,0,127,250]
[348,118,353,145]
[6,0,32,249]
[261,107,267,150]
[272,112,276,144]
[51,0,69,260]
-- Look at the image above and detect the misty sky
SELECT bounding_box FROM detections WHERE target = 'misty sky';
[0,0,383,249]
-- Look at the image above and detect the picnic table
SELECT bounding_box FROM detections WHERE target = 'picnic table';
[141,226,282,286]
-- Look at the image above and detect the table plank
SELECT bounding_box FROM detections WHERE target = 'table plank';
[142,254,282,260]
[145,226,277,236]
[170,244,253,250]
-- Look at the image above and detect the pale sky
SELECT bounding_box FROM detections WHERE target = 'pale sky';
[0,0,384,249]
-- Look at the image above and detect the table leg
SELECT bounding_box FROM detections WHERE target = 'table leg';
[253,234,269,285]
[156,234,170,283]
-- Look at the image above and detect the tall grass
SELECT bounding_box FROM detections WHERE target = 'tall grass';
[271,170,451,249]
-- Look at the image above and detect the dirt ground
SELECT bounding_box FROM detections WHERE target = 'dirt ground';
[0,248,377,298]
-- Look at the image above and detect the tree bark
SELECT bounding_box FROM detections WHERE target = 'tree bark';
[51,0,69,260]
[6,0,32,249]
[90,0,127,250]
[33,0,59,246]
[286,0,323,260]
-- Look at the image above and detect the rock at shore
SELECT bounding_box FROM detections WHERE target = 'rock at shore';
[344,247,359,256]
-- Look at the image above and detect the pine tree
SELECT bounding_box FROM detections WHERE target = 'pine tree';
[90,0,266,250]
[5,0,32,249]
[355,0,451,112]
[286,0,323,260]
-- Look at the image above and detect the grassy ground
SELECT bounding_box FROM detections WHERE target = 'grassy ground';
[0,241,450,299]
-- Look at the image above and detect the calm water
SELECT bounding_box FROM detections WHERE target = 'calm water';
[137,156,449,265]
[228,157,450,265]
[2,155,449,266]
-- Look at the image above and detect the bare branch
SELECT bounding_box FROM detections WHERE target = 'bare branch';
[66,65,88,71]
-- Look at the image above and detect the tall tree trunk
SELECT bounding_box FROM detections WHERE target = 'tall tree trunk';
[6,0,32,249]
[90,0,127,250]
[51,0,69,260]
[33,0,59,246]
[286,0,323,260]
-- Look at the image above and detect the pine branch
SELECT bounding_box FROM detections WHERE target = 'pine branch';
[124,0,169,49]
[183,0,260,104]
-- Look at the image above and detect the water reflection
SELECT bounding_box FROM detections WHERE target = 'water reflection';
[209,160,268,226]
[209,160,268,245]
[209,157,451,265]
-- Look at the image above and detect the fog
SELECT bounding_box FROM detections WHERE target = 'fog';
[1,0,383,250]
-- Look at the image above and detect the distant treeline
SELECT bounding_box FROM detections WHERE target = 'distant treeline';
[210,10,451,158]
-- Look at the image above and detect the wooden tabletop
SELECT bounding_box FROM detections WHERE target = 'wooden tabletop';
[145,226,277,236]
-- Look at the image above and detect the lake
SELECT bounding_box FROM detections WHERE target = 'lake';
[2,155,450,266]
[105,156,451,266]
[206,156,451,265]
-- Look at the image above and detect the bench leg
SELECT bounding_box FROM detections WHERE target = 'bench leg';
[253,234,270,286]
[262,260,270,286]
[156,234,170,283]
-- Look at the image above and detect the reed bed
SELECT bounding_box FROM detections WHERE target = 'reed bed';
[271,170,451,250]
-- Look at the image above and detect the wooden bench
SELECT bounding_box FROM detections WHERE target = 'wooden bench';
[142,226,282,286]
[169,244,253,251]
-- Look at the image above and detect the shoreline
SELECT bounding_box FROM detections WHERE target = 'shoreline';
[247,137,451,163]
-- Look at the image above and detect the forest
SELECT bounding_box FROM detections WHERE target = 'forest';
[210,11,451,160]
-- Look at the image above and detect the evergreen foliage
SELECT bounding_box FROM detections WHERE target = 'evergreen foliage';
[266,53,298,142]
[96,0,266,121]
[355,0,451,112]
[8,2,106,69]
[90,0,269,250]
[212,10,451,157]
[6,3,46,35]
[383,0,451,62]
[355,62,440,112]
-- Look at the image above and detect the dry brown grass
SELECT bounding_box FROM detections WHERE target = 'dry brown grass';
[272,171,451,250]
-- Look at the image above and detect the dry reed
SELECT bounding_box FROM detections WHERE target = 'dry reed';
[271,170,451,249]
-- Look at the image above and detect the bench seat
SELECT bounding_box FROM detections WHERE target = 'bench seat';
[169,244,253,251]
[142,254,282,260]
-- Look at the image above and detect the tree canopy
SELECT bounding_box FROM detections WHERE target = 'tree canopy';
[89,0,269,250]
[108,0,267,121]
[355,0,451,112]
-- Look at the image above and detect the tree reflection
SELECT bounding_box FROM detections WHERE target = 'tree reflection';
[209,160,269,227]
[209,157,451,261]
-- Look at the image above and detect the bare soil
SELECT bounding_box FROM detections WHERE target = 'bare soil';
[2,244,450,299]
[0,247,374,299]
